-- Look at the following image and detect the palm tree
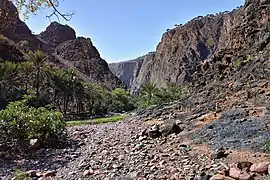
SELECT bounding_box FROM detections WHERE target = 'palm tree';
[140,82,157,105]
[167,82,183,100]
[0,61,32,109]
[24,50,47,99]
[51,69,83,116]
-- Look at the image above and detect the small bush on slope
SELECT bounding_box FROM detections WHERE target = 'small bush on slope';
[0,98,66,145]
[264,139,270,153]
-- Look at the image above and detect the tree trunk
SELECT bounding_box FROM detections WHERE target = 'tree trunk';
[36,67,40,99]
[64,95,70,116]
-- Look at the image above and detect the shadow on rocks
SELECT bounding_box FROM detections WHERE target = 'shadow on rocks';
[0,137,82,178]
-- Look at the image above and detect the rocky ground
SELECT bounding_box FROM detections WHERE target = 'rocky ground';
[0,101,269,180]
[0,75,269,180]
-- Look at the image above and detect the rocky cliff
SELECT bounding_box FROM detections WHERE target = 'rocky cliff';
[0,37,24,62]
[0,0,43,51]
[111,0,270,94]
[39,22,76,47]
[109,55,146,88]
[54,37,123,89]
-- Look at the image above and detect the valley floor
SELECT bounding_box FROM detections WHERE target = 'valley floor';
[0,104,270,180]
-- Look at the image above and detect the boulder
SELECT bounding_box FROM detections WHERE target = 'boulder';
[26,170,37,177]
[211,148,228,159]
[43,171,56,177]
[250,162,270,173]
[200,172,212,180]
[238,172,253,180]
[29,139,41,150]
[210,174,235,180]
[83,168,94,177]
[229,168,241,179]
[148,125,162,138]
[237,162,253,170]
[160,123,183,136]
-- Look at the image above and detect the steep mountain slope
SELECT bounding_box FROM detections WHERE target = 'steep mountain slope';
[39,22,76,48]
[109,55,146,88]
[110,0,270,94]
[0,37,24,62]
[0,0,43,51]
[55,37,123,89]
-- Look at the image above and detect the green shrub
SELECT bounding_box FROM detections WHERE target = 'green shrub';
[0,99,66,144]
[111,88,135,112]
[234,55,253,68]
[206,39,215,48]
[264,139,270,153]
[0,34,6,41]
[137,82,188,109]
[235,58,243,67]
[13,169,30,180]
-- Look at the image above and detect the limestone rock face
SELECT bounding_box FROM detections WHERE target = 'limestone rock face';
[110,52,156,94]
[39,22,76,47]
[109,55,145,89]
[54,37,123,89]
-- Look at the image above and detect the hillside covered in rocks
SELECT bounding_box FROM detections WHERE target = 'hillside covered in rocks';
[110,0,270,94]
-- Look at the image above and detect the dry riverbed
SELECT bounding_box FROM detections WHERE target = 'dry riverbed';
[0,107,269,180]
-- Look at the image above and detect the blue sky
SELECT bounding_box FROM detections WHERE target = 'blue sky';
[24,0,245,62]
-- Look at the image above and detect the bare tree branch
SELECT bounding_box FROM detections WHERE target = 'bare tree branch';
[46,0,74,21]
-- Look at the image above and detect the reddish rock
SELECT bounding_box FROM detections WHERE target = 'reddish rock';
[229,168,241,179]
[239,172,253,180]
[83,168,94,177]
[43,171,56,177]
[250,162,270,173]
[210,174,235,180]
